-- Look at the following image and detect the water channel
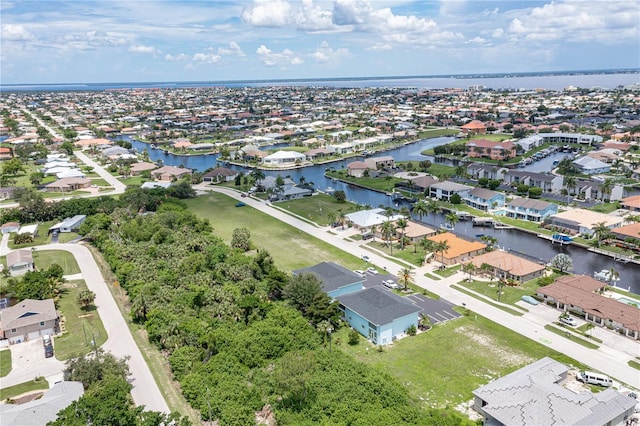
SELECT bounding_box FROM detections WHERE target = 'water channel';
[122,136,639,294]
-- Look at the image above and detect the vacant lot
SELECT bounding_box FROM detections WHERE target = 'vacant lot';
[337,310,584,408]
[185,193,363,271]
[34,250,80,275]
[275,194,358,226]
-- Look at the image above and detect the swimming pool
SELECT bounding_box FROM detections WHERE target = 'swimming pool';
[492,209,507,216]
[617,297,640,308]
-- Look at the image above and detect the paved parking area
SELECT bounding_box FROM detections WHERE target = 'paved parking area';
[407,294,461,324]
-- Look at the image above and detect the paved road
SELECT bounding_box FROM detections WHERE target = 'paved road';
[199,185,640,390]
[0,243,169,413]
[73,150,126,193]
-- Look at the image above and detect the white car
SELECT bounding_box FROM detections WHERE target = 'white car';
[367,267,379,275]
[382,280,399,289]
[353,270,366,278]
[559,316,578,327]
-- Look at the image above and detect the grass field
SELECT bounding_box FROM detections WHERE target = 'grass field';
[456,272,561,306]
[326,170,404,193]
[0,376,49,401]
[54,280,107,360]
[184,193,364,271]
[335,308,585,408]
[0,350,11,377]
[275,194,359,226]
[33,250,80,275]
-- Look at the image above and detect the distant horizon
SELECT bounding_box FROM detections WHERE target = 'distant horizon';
[2,67,639,88]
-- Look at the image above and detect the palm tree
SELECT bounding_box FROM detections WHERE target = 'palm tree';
[564,175,576,200]
[434,240,450,267]
[426,199,441,224]
[444,212,459,230]
[480,262,494,281]
[462,262,476,281]
[599,178,613,203]
[337,209,347,230]
[380,220,396,254]
[591,221,612,246]
[370,223,378,242]
[250,169,265,186]
[396,218,408,250]
[412,200,428,222]
[397,267,415,291]
[606,266,620,285]
[399,206,411,219]
[419,237,435,264]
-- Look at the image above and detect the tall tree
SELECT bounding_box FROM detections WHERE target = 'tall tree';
[396,217,408,250]
[397,267,414,291]
[411,200,428,222]
[380,220,396,254]
[434,240,450,267]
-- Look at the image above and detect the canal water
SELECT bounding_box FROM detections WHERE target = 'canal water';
[122,136,640,294]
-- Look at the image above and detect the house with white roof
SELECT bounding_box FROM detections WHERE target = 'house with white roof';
[572,156,611,175]
[345,208,404,232]
[262,150,306,166]
[545,209,624,237]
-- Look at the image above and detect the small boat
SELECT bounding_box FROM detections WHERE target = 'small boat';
[593,269,620,283]
[551,233,573,245]
[325,187,335,194]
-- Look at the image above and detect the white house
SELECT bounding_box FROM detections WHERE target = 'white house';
[262,150,306,166]
[572,156,611,175]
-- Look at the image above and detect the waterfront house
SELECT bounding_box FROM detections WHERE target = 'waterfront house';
[326,142,354,154]
[364,156,395,170]
[409,175,439,192]
[503,171,563,193]
[465,139,517,161]
[6,249,35,276]
[0,298,60,343]
[129,162,158,175]
[347,161,369,177]
[345,208,404,233]
[537,275,640,340]
[505,198,558,222]
[304,148,332,161]
[544,209,623,237]
[466,251,545,283]
[293,262,363,298]
[610,222,640,245]
[473,357,636,425]
[619,195,640,212]
[466,164,507,181]
[262,150,306,166]
[463,187,505,211]
[73,138,112,149]
[514,134,544,152]
[400,221,437,243]
[429,181,473,202]
[427,232,486,265]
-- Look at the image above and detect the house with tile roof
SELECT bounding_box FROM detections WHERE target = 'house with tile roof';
[466,251,545,283]
[427,232,486,265]
[6,249,35,276]
[473,357,636,426]
[620,195,640,212]
[466,139,516,160]
[537,275,640,340]
[346,161,369,177]
[0,299,60,343]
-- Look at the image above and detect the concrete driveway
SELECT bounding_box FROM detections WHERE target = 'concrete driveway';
[4,337,65,383]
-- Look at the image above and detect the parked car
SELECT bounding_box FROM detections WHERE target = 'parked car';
[362,233,374,240]
[382,280,399,289]
[353,270,366,278]
[43,335,53,358]
[577,371,612,387]
[521,295,538,305]
[559,315,578,327]
[367,267,379,275]
[361,255,370,262]
[235,202,246,207]
[240,192,248,197]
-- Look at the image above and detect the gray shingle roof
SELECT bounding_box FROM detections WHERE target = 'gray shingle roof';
[1,298,58,330]
[336,287,421,325]
[293,262,362,293]
[0,381,84,425]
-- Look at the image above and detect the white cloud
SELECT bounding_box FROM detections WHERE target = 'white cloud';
[218,41,245,57]
[242,0,291,27]
[466,36,486,44]
[492,28,504,38]
[193,52,221,64]
[165,53,189,61]
[256,44,303,67]
[128,44,160,54]
[295,0,338,32]
[309,41,349,63]
[1,23,35,41]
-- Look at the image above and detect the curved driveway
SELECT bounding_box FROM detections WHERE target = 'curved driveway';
[1,243,169,413]
[200,185,640,390]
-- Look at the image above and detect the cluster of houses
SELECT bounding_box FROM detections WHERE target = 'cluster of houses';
[40,153,92,193]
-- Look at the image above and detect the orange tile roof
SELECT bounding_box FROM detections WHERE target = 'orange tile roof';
[468,250,544,277]
[427,232,486,259]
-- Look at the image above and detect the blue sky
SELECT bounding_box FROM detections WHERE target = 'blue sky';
[2,0,639,84]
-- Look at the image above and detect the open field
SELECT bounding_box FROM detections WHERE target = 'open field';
[275,194,359,226]
[54,280,107,360]
[184,192,364,271]
[33,249,80,275]
[335,308,586,408]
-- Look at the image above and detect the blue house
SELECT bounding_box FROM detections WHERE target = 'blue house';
[464,188,505,211]
[336,287,421,345]
[293,262,363,298]
[505,199,558,222]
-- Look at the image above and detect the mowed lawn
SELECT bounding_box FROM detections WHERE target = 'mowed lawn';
[33,250,81,275]
[336,310,584,408]
[185,193,363,271]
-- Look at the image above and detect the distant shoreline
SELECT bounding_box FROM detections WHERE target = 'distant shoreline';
[2,68,638,91]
